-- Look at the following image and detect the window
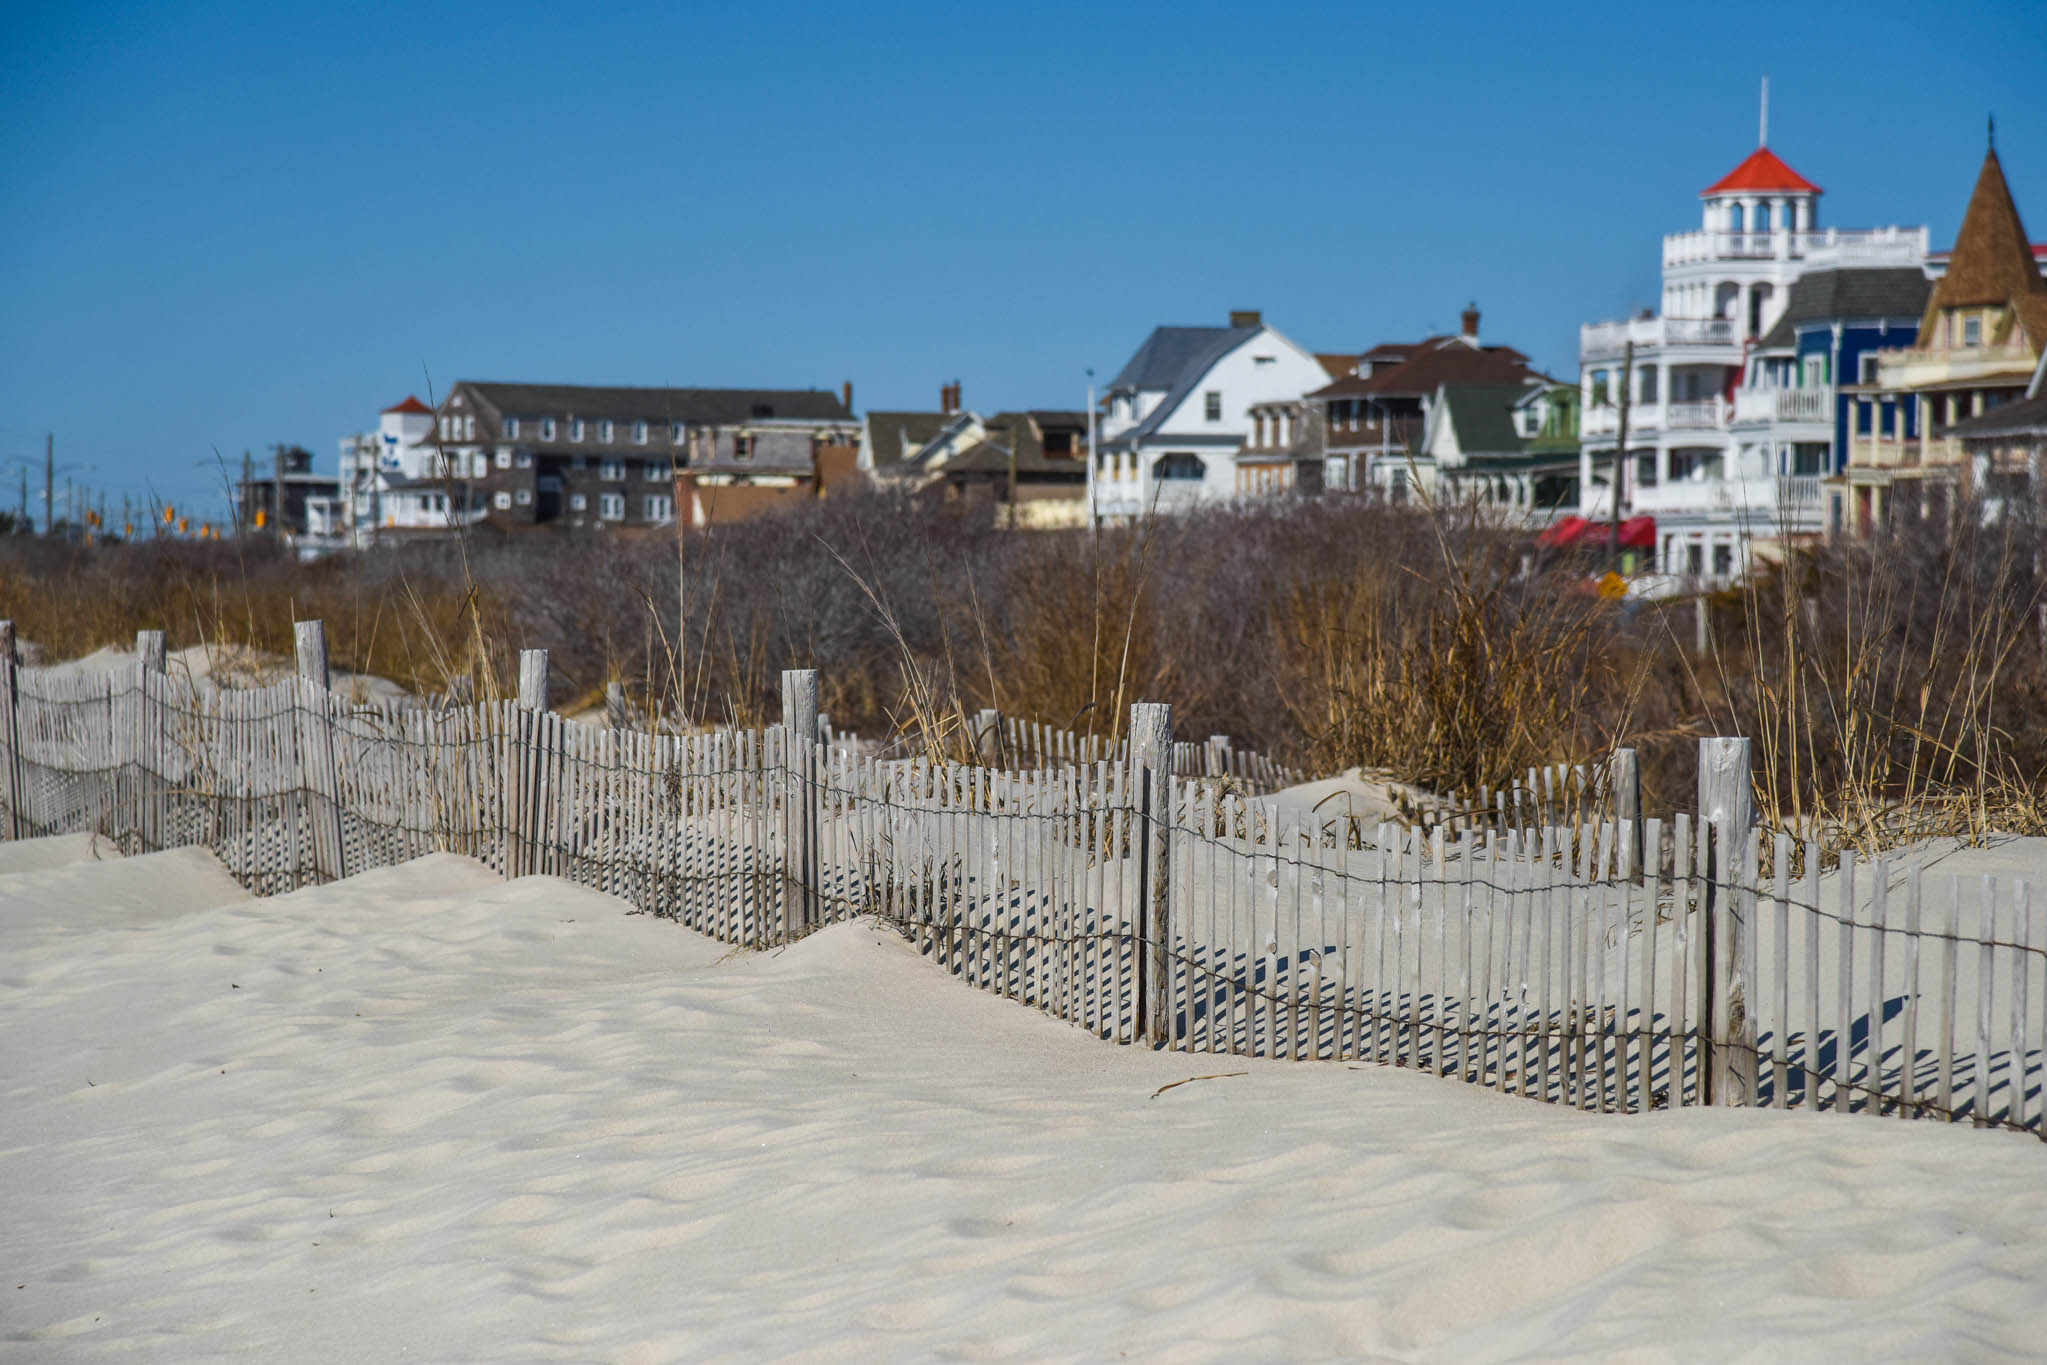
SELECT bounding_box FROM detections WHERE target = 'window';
[496,449,512,470]
[504,417,519,439]
[1521,408,1541,436]
[569,493,587,512]
[1152,453,1206,481]
[571,418,586,441]
[733,435,754,461]
[633,420,648,444]
[541,418,557,440]
[1712,543,1733,578]
[1204,390,1222,421]
[599,493,625,521]
[600,460,625,481]
[515,488,532,505]
[515,452,533,469]
[644,494,674,522]
[1754,203,1771,232]
[1591,370,1611,407]
[1964,316,1982,346]
[671,421,686,442]
[1638,366,1657,404]
[645,461,670,481]
[494,491,512,510]
[1728,204,1744,232]
[463,415,475,440]
[1859,354,1881,385]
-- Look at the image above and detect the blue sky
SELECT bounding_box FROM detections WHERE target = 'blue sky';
[2,0,2043,522]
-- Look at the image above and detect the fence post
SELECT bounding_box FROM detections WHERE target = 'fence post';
[517,649,550,711]
[135,630,166,853]
[1699,736,1756,1106]
[1205,734,1231,779]
[508,649,550,878]
[605,681,630,730]
[1131,701,1174,1048]
[1611,746,1642,877]
[781,668,820,940]
[975,707,1002,766]
[1693,597,1710,658]
[295,620,346,884]
[0,620,19,841]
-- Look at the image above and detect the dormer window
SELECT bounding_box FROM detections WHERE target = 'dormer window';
[734,434,754,461]
[1964,316,1982,346]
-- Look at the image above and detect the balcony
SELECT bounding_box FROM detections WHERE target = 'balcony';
[1732,387,1833,425]
[1661,225,1929,269]
[1581,315,1737,362]
[1629,474,1825,518]
[1580,397,1728,439]
[1871,342,2040,392]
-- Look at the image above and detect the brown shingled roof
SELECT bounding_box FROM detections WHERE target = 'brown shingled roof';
[1307,337,1546,400]
[1919,146,2047,350]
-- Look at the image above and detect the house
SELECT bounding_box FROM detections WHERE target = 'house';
[1305,308,1551,500]
[1575,123,1928,582]
[236,444,341,539]
[1091,311,1331,519]
[322,382,859,546]
[861,385,1089,527]
[1947,351,2047,518]
[1842,138,2046,531]
[1725,267,1930,551]
[1411,381,1580,513]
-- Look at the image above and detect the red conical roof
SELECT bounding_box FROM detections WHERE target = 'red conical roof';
[382,396,434,415]
[1702,147,1821,196]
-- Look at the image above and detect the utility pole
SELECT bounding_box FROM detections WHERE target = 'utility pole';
[16,469,25,530]
[1005,422,1019,531]
[1086,371,1099,534]
[272,443,286,537]
[240,449,253,535]
[43,434,53,536]
[1609,338,1633,567]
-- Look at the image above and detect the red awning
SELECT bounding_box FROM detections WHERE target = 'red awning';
[1537,515,1590,548]
[1619,515,1656,549]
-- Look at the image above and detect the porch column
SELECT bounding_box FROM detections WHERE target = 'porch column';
[1579,446,1596,513]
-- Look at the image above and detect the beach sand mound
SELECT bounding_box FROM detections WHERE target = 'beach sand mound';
[3,839,2044,1361]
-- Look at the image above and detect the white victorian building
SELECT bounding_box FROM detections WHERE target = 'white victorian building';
[1577,142,1928,582]
[1092,310,1332,520]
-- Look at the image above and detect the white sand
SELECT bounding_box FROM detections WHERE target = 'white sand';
[35,642,411,706]
[4,839,2046,1362]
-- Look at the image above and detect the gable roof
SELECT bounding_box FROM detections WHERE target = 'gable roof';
[1439,383,1541,457]
[1756,267,1933,349]
[382,396,434,415]
[453,381,853,426]
[1308,335,1546,401]
[1703,146,1822,196]
[863,411,954,470]
[1105,325,1256,394]
[1112,327,1269,444]
[1920,146,2047,351]
[1315,352,1360,380]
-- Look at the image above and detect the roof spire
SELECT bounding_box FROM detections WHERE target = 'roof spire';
[1759,75,1769,146]
[1988,113,1996,151]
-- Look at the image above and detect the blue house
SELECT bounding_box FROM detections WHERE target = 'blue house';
[1729,267,1930,534]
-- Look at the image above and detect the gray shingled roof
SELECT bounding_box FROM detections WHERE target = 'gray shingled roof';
[1756,268,1933,350]
[456,381,851,425]
[1440,383,1539,457]
[1105,325,1255,395]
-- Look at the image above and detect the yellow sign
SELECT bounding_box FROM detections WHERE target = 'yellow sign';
[1597,571,1628,600]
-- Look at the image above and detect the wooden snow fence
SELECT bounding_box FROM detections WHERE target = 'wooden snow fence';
[0,622,2038,1140]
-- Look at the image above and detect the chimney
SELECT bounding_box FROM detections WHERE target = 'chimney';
[1460,302,1480,342]
[1229,310,1262,329]
[841,380,853,413]
[940,381,962,415]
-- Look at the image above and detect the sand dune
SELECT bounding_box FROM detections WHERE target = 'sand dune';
[3,838,2045,1362]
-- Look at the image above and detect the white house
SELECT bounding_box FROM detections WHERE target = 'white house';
[1092,311,1332,519]
[1576,134,1927,583]
[308,396,492,547]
